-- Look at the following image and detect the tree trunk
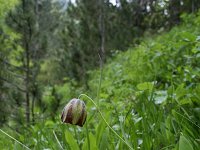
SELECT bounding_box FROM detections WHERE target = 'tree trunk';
[25,43,30,123]
[23,0,31,124]
[31,96,35,124]
[25,42,30,124]
[99,0,105,63]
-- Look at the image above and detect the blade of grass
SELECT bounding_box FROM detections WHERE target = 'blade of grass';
[174,111,200,129]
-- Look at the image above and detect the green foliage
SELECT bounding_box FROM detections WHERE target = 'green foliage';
[86,11,200,149]
[179,135,194,150]
[0,0,18,18]
[1,8,200,150]
[65,129,79,150]
[0,0,22,126]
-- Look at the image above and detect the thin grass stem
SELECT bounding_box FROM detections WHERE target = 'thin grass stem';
[53,130,64,150]
[0,129,31,150]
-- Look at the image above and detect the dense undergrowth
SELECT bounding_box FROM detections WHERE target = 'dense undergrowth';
[1,12,200,150]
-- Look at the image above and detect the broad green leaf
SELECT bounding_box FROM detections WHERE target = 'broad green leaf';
[82,133,98,150]
[82,138,88,150]
[99,128,109,150]
[179,98,192,105]
[65,130,79,150]
[96,120,106,146]
[137,82,154,91]
[179,135,193,150]
[89,133,98,150]
[45,120,54,127]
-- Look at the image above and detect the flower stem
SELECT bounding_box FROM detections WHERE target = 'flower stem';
[78,94,133,150]
[0,129,31,150]
[53,130,64,150]
[85,120,90,150]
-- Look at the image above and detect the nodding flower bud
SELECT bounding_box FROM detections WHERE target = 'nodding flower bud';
[61,98,87,127]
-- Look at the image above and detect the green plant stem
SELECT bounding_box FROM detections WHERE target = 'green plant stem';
[73,126,81,149]
[85,120,90,150]
[0,129,31,150]
[160,144,174,150]
[78,94,133,150]
[53,130,64,150]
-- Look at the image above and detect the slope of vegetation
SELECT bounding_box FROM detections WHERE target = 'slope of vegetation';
[87,12,200,150]
[1,11,200,150]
